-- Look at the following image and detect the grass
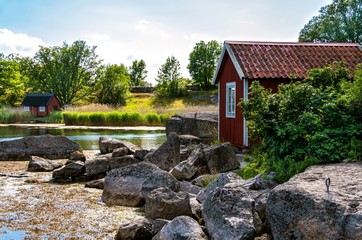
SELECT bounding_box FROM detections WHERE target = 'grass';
[0,107,33,123]
[1,90,218,126]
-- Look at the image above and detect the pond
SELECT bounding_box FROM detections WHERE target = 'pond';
[0,125,166,150]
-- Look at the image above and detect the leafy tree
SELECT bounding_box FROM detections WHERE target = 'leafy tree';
[0,59,25,106]
[96,64,130,106]
[187,40,222,89]
[299,0,362,44]
[32,40,102,106]
[239,64,362,182]
[129,59,148,86]
[155,56,186,97]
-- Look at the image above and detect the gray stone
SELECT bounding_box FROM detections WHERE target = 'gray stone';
[166,112,218,144]
[179,134,201,146]
[52,161,85,180]
[267,163,362,240]
[0,134,81,161]
[154,216,208,240]
[115,218,168,240]
[144,187,193,220]
[170,160,198,181]
[85,178,104,189]
[108,155,142,170]
[112,147,129,157]
[144,132,180,171]
[203,142,239,174]
[202,181,256,240]
[102,162,180,207]
[99,137,141,154]
[85,157,110,179]
[196,172,241,203]
[27,156,63,172]
[67,150,87,163]
[134,149,151,161]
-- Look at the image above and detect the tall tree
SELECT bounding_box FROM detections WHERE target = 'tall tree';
[187,40,222,89]
[96,64,130,106]
[299,0,362,44]
[129,59,148,86]
[32,40,102,106]
[0,59,25,106]
[156,56,186,97]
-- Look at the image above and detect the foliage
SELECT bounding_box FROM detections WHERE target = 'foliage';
[129,59,148,86]
[239,64,362,182]
[299,0,362,44]
[0,59,25,106]
[96,64,130,106]
[31,40,102,106]
[0,107,32,123]
[187,40,222,89]
[62,111,170,126]
[155,56,187,97]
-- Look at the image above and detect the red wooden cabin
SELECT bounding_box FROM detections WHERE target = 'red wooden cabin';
[21,93,61,117]
[212,41,362,148]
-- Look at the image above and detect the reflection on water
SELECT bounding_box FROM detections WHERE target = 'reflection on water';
[0,126,166,150]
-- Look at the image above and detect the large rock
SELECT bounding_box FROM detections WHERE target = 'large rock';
[27,156,63,172]
[52,161,85,181]
[115,218,167,240]
[102,162,180,207]
[267,163,362,240]
[144,187,193,220]
[99,137,141,154]
[202,179,256,239]
[203,142,239,174]
[0,135,81,161]
[170,144,208,180]
[85,155,141,180]
[166,112,218,144]
[144,132,180,171]
[154,216,208,240]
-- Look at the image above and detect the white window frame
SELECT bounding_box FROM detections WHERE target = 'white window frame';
[24,106,30,112]
[226,82,236,118]
[39,106,45,112]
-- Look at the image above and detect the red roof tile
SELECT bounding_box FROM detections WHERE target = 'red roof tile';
[226,41,362,80]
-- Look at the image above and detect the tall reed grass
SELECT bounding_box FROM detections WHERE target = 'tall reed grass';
[0,107,33,123]
[62,111,170,126]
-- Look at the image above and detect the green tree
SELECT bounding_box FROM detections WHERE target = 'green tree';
[129,59,148,86]
[155,56,186,97]
[187,40,222,89]
[0,59,25,106]
[239,64,362,182]
[299,0,362,44]
[32,40,102,106]
[96,64,130,106]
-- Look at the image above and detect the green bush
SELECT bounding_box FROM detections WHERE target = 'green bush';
[239,63,362,183]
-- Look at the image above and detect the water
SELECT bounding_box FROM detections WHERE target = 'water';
[0,125,166,150]
[0,227,29,240]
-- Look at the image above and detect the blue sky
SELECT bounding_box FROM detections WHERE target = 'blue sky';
[0,0,331,84]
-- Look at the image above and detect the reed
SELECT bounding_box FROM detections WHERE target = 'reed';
[0,107,32,123]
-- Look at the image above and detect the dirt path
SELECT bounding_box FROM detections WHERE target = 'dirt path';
[0,161,140,239]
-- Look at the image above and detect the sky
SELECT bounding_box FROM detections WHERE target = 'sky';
[0,0,332,84]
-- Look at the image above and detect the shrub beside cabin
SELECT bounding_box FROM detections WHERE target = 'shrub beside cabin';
[212,41,362,148]
[21,93,61,117]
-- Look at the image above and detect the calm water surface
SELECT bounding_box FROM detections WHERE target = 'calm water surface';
[0,126,166,150]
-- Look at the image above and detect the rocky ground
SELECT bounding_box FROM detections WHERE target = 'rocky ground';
[0,155,140,240]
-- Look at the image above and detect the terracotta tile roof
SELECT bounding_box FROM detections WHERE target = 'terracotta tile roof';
[226,41,362,79]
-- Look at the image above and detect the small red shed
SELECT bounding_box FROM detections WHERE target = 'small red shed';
[212,41,362,148]
[21,93,61,117]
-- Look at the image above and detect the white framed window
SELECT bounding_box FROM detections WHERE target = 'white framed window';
[24,106,30,112]
[39,106,45,112]
[226,82,236,118]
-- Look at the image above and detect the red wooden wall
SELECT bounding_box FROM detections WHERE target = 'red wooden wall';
[218,52,245,147]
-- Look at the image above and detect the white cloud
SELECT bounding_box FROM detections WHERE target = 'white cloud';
[0,28,45,57]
